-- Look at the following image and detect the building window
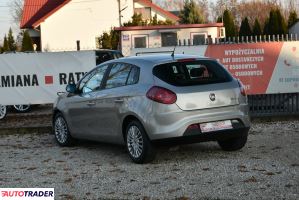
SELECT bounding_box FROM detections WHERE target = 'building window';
[135,7,151,20]
[220,27,225,38]
[134,36,147,48]
[193,34,206,45]
[161,32,177,47]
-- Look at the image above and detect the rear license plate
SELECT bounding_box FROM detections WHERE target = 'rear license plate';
[200,120,233,133]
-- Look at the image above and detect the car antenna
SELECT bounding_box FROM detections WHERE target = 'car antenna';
[171,45,176,58]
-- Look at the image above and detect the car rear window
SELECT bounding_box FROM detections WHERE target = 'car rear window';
[153,60,233,86]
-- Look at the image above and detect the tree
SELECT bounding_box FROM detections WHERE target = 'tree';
[252,19,262,36]
[2,35,9,52]
[236,0,279,28]
[179,0,204,24]
[288,10,298,28]
[263,18,270,35]
[21,30,34,51]
[9,0,24,25]
[239,17,252,37]
[98,29,119,50]
[123,13,145,26]
[267,9,279,35]
[223,9,236,37]
[151,14,158,25]
[276,9,287,34]
[7,28,17,51]
[210,0,238,23]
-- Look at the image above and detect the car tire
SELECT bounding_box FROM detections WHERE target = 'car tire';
[13,105,31,113]
[53,113,75,146]
[218,135,248,151]
[0,105,7,120]
[125,120,156,164]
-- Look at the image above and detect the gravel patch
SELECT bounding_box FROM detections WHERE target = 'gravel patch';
[0,121,298,200]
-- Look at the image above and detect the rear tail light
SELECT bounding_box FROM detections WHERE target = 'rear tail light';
[146,86,177,104]
[237,80,246,96]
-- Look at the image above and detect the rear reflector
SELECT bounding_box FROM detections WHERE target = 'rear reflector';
[146,86,177,104]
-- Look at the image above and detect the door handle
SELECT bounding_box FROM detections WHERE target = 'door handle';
[86,101,96,106]
[114,99,124,103]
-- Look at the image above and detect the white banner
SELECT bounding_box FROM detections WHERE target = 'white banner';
[0,51,96,105]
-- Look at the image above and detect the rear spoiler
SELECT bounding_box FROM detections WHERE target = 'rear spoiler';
[135,51,174,56]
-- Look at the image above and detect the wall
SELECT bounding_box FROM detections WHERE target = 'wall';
[134,2,168,21]
[121,27,221,56]
[128,41,299,95]
[40,0,134,51]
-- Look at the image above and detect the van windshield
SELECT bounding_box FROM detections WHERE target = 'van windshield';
[153,60,233,86]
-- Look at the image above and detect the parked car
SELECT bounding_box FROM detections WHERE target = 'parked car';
[53,54,250,163]
[95,49,123,65]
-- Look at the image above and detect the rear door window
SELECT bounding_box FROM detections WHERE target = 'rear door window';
[153,60,232,86]
[104,63,139,89]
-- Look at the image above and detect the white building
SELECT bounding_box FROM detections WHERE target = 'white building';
[20,0,179,52]
[115,23,225,56]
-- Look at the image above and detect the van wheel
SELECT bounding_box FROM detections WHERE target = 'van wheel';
[53,113,74,146]
[125,120,156,164]
[218,135,247,151]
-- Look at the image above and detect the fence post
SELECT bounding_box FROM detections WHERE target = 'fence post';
[76,40,80,51]
[295,34,298,41]
[281,34,284,41]
[286,34,288,41]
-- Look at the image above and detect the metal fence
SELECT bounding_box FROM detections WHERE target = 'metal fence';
[248,93,299,117]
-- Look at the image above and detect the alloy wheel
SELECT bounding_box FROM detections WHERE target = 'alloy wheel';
[54,116,68,144]
[127,125,144,159]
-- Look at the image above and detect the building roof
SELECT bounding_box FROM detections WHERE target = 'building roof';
[115,23,224,31]
[134,0,179,21]
[21,0,179,29]
[20,0,70,29]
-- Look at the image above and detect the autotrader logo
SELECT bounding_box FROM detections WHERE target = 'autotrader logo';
[0,188,54,200]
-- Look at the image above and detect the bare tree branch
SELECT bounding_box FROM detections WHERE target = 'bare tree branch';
[8,0,24,25]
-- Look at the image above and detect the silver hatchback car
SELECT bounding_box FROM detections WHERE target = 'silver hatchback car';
[53,54,250,163]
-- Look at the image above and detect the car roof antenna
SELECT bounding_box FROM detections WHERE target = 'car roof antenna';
[171,45,176,58]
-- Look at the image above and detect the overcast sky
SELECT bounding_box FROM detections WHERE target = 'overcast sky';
[0,0,14,43]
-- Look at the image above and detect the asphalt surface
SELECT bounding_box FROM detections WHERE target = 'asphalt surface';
[0,121,298,200]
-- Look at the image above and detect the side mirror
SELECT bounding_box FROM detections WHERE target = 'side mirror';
[66,84,77,94]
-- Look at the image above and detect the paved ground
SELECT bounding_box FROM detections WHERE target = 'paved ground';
[0,121,298,200]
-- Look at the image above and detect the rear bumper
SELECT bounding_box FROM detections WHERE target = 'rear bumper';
[152,127,249,145]
[144,103,250,140]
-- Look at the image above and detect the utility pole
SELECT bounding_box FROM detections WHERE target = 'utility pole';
[118,0,128,26]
